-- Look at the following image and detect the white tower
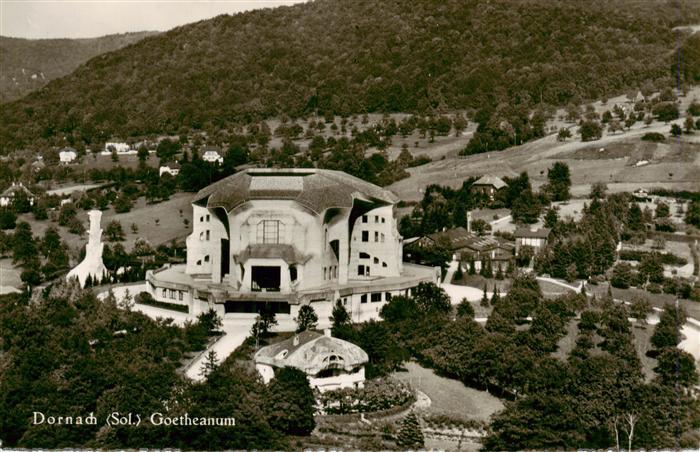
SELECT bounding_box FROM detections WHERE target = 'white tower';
[67,210,107,287]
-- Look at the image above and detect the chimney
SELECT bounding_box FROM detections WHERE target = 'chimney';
[324,329,332,337]
[467,211,472,233]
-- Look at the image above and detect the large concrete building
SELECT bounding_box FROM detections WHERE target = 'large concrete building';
[146,168,439,322]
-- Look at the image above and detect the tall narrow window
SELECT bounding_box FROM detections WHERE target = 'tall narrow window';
[206,230,210,241]
[362,231,369,242]
[257,220,282,244]
[204,255,210,263]
[362,215,368,223]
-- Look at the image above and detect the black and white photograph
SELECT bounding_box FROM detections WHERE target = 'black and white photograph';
[1,0,700,449]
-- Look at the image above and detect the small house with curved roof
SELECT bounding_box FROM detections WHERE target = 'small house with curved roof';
[254,330,369,392]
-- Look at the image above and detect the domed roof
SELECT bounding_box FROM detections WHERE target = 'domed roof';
[193,168,398,214]
[254,330,369,375]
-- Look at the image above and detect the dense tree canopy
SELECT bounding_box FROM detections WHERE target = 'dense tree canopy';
[2,0,698,151]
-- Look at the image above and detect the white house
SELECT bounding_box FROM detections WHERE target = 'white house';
[514,226,552,255]
[254,330,368,392]
[59,147,78,164]
[201,146,224,164]
[104,142,131,154]
[159,161,181,177]
[145,168,439,321]
[0,182,35,207]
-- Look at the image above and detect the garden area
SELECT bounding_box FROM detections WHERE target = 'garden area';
[391,361,504,422]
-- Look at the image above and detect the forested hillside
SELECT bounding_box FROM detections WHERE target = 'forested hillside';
[0,32,157,103]
[2,0,699,152]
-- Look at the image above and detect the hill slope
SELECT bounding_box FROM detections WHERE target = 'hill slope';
[0,32,157,103]
[2,0,699,152]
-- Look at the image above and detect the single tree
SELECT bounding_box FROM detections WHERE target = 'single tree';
[267,367,316,435]
[105,220,125,242]
[629,296,652,326]
[557,128,572,141]
[330,299,350,327]
[546,161,571,201]
[654,348,698,387]
[650,303,686,349]
[199,349,219,378]
[481,284,490,307]
[590,182,608,199]
[295,305,318,333]
[396,412,424,449]
[457,297,475,318]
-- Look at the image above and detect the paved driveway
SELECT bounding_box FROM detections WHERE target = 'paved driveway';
[185,318,256,381]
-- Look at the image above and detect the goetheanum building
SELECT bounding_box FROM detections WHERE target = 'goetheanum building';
[146,168,439,321]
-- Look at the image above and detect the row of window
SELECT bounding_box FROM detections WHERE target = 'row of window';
[199,230,211,241]
[323,266,338,280]
[161,288,184,301]
[359,292,393,303]
[360,230,385,242]
[199,214,211,222]
[358,252,388,267]
[361,215,386,224]
[196,255,210,265]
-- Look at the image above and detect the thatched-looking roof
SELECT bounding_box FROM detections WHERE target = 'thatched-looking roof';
[193,168,398,214]
[254,330,369,375]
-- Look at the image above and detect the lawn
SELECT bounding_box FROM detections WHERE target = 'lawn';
[0,258,22,293]
[587,282,700,322]
[391,361,504,422]
[18,192,194,258]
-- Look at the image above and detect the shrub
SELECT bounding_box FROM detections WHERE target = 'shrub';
[135,291,189,313]
[396,412,424,449]
[618,250,686,266]
[652,102,679,122]
[317,378,414,415]
[641,132,665,142]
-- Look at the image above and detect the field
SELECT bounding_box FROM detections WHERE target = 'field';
[392,361,504,422]
[387,89,700,202]
[0,258,22,294]
[17,192,194,258]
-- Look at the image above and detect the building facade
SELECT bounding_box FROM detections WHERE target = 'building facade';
[146,168,439,321]
[514,226,552,255]
[254,330,368,392]
[471,175,507,200]
[0,182,35,207]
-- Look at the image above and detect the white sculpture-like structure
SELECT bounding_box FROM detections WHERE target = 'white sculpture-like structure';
[67,210,107,287]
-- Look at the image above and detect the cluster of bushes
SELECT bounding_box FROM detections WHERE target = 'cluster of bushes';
[329,277,698,449]
[641,132,665,142]
[135,291,189,314]
[610,261,698,299]
[618,249,687,266]
[317,378,414,415]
